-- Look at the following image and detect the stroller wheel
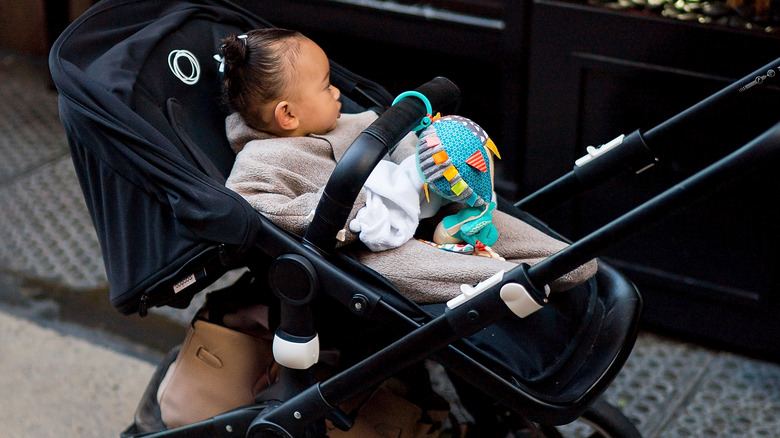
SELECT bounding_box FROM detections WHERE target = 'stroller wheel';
[534,397,642,438]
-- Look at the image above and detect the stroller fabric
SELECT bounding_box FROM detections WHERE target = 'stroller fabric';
[51,1,275,313]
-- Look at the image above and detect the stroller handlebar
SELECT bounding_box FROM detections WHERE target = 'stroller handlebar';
[520,119,780,290]
[517,56,780,214]
[304,77,460,252]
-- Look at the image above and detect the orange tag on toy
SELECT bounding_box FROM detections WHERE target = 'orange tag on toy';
[432,150,449,165]
[443,165,458,181]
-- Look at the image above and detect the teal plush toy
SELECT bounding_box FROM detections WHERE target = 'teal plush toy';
[437,203,498,246]
[415,115,501,250]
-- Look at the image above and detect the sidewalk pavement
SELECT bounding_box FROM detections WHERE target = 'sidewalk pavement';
[1,51,779,438]
[0,306,155,438]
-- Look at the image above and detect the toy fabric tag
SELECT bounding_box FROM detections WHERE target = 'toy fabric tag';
[432,150,449,165]
[485,138,500,159]
[466,150,487,172]
[451,180,468,196]
[442,165,458,181]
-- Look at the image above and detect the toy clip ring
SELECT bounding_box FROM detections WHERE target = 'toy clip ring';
[392,91,433,131]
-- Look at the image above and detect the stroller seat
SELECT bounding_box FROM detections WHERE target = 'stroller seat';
[50,0,642,435]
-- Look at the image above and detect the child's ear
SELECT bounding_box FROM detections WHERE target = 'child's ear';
[273,101,299,132]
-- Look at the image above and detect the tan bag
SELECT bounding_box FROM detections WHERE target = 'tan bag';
[157,319,274,428]
[327,378,450,438]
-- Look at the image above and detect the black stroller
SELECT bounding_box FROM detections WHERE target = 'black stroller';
[48,0,779,437]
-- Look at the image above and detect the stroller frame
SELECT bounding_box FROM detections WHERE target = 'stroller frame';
[49,0,779,436]
[158,60,779,438]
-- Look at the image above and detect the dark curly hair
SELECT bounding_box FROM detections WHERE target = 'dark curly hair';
[220,28,305,130]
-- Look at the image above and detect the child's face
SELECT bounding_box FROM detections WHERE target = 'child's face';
[287,39,341,135]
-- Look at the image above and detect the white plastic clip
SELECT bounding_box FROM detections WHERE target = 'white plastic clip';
[213,54,225,73]
[447,270,506,309]
[499,283,549,318]
[575,134,625,167]
[273,333,320,370]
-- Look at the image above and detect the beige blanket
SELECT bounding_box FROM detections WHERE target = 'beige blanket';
[226,111,597,303]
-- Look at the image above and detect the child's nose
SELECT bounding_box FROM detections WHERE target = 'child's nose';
[332,85,340,100]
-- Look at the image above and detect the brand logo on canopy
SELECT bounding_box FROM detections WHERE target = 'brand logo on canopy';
[168,50,200,85]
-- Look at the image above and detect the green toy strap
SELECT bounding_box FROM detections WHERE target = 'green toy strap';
[392,91,433,131]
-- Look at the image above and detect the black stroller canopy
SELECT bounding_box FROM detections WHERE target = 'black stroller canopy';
[50,0,269,313]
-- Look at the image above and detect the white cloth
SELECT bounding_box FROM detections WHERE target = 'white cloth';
[349,156,424,252]
[400,155,447,220]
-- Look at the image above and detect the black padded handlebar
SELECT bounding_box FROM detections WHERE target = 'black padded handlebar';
[304,77,460,252]
[517,120,780,291]
[517,56,780,215]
